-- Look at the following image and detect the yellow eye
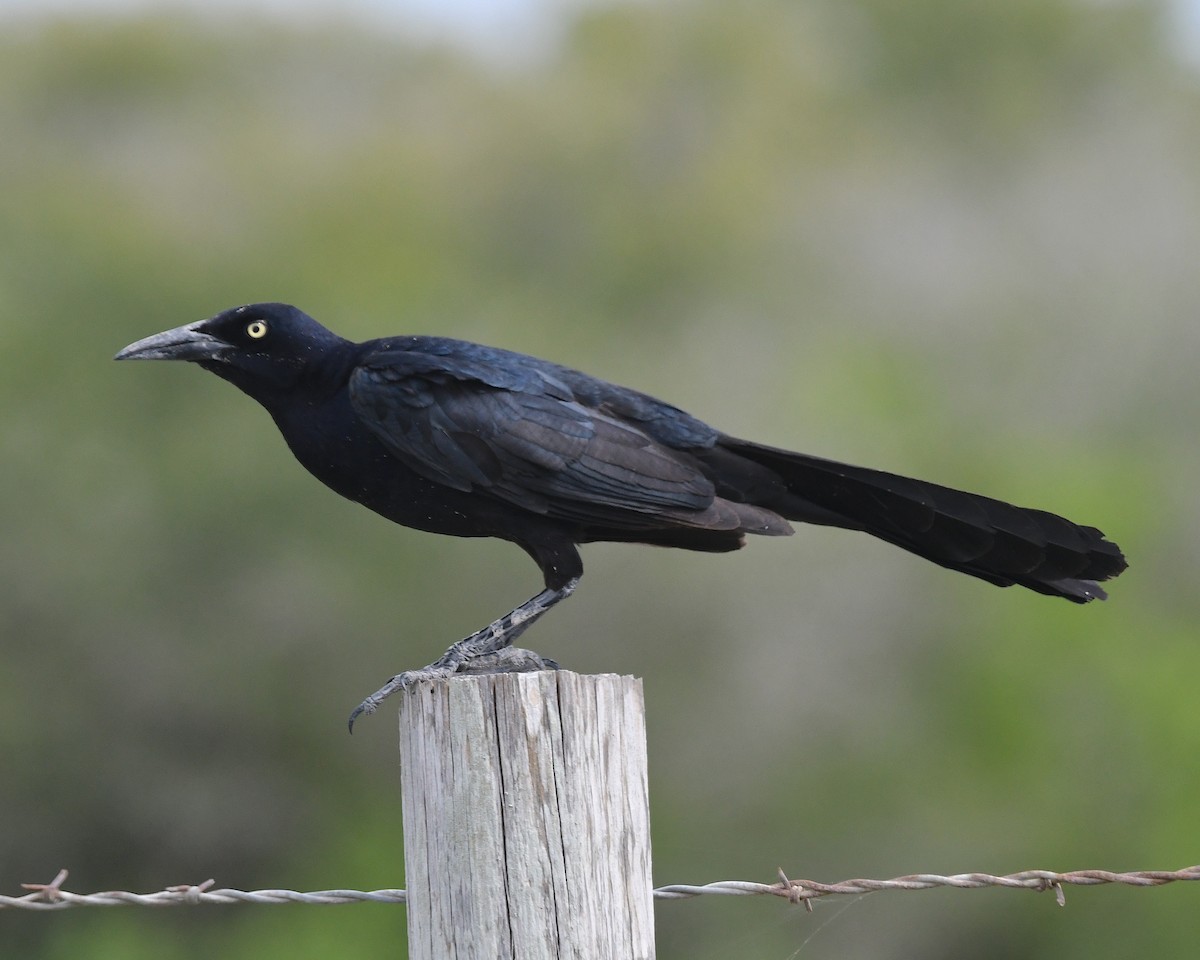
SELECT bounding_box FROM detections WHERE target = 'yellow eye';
[246,320,268,339]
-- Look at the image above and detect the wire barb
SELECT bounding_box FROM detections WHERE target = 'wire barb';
[19,868,69,904]
[2,865,1196,911]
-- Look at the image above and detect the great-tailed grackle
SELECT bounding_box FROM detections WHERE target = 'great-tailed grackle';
[116,303,1127,730]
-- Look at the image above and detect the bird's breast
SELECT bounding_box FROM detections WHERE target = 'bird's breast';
[266,392,542,541]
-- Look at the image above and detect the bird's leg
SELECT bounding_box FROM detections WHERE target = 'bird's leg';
[348,577,579,732]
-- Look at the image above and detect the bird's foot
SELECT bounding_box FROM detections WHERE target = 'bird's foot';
[348,670,435,732]
[348,578,578,732]
[347,646,561,733]
[453,645,560,675]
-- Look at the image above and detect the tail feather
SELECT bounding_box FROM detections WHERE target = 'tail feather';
[717,438,1127,603]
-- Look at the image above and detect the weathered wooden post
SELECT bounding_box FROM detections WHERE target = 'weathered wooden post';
[398,671,654,960]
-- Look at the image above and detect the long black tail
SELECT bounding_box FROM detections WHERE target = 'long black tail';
[720,438,1127,603]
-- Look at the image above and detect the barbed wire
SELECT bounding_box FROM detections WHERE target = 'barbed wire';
[4,865,1197,912]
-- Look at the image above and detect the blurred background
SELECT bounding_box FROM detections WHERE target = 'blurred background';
[1,0,1198,956]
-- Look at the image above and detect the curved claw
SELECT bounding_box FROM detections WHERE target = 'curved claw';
[347,698,377,735]
[346,672,415,734]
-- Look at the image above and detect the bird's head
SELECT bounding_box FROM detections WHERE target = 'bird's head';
[115,303,350,398]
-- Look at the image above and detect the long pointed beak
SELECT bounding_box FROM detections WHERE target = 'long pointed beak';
[114,320,232,362]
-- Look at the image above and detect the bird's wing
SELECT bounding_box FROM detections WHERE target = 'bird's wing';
[348,345,718,526]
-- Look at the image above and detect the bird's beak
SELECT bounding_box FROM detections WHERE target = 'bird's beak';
[114,320,232,362]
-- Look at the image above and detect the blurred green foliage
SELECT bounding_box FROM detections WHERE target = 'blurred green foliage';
[1,1,1197,957]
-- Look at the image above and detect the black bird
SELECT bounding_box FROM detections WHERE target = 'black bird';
[116,303,1127,729]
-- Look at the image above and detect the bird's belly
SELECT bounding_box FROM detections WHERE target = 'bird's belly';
[274,405,530,541]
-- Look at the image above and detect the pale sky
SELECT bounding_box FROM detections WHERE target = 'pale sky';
[0,0,583,59]
[0,0,1197,65]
